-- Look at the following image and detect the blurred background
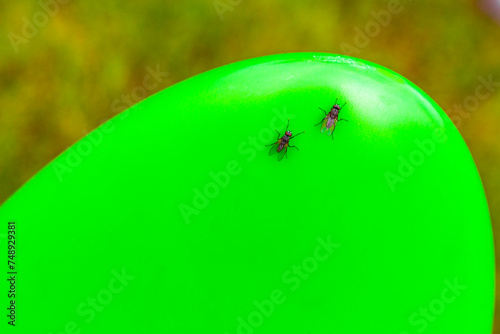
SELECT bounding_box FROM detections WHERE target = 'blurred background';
[0,0,498,331]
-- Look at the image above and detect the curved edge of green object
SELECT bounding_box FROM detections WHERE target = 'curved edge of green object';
[0,53,495,333]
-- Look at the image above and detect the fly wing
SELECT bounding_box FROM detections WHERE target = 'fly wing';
[268,141,280,156]
[277,144,287,161]
[320,118,329,133]
[326,118,338,136]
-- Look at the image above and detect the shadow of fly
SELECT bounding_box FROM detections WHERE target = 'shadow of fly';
[316,98,348,139]
[266,119,305,161]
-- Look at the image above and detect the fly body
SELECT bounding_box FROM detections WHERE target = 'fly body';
[266,119,305,161]
[316,98,348,139]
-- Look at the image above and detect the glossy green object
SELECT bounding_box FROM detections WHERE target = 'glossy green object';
[0,53,494,333]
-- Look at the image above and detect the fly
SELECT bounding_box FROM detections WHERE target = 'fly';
[315,98,348,139]
[266,119,305,161]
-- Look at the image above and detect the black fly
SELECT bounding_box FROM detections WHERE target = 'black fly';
[266,119,305,161]
[315,98,348,139]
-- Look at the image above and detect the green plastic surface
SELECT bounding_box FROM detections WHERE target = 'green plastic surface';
[0,53,494,333]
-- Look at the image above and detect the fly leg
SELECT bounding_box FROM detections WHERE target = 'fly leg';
[291,131,305,139]
[274,129,281,140]
[266,130,281,147]
[316,108,328,126]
